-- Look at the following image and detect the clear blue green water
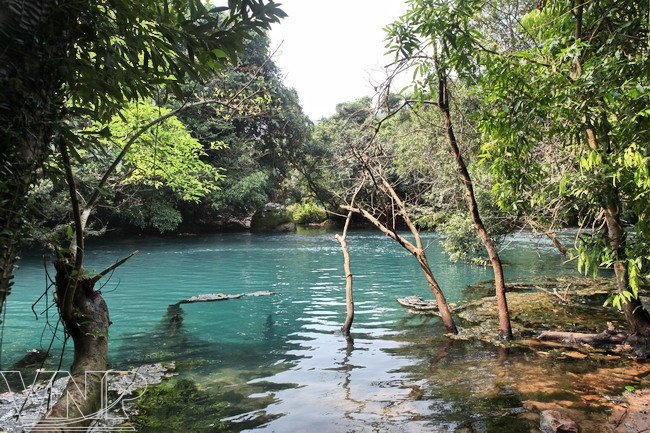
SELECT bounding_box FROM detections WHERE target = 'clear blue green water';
[2,229,584,432]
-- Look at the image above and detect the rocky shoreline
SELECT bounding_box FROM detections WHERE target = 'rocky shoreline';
[0,362,176,432]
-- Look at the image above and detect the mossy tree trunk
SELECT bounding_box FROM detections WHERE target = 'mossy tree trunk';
[603,198,650,336]
[35,260,110,432]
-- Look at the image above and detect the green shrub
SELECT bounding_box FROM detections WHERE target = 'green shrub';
[287,202,327,224]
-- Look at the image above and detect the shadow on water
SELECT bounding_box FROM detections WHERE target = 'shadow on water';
[113,304,302,432]
[112,302,650,433]
[384,319,650,433]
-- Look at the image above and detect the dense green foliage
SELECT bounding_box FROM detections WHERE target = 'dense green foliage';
[0,0,286,313]
[26,32,310,236]
[380,0,650,332]
[287,202,327,224]
[476,1,650,319]
[173,34,312,229]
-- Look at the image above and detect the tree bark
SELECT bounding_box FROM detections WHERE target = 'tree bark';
[526,217,569,256]
[538,322,625,345]
[342,204,458,334]
[538,322,650,355]
[336,179,366,338]
[603,198,650,336]
[35,260,110,432]
[336,229,354,338]
[436,70,513,339]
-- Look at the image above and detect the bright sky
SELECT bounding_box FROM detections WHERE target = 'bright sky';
[269,1,408,121]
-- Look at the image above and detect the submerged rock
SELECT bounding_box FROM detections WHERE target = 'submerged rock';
[0,363,175,433]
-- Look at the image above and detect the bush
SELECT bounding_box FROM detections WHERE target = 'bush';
[287,202,327,224]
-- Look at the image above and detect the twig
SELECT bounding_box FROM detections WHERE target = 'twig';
[90,250,139,284]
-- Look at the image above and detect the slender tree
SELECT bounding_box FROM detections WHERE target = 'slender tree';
[342,158,458,334]
[386,0,513,339]
[336,180,365,339]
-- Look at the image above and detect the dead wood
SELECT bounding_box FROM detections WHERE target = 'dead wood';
[173,290,274,306]
[396,296,483,316]
[526,217,569,256]
[538,322,626,345]
[537,322,650,356]
[537,323,650,359]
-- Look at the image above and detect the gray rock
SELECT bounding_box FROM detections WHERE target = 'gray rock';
[540,409,579,433]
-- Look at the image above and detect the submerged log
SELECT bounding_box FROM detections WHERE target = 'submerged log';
[173,290,274,306]
[397,296,441,314]
[396,296,483,316]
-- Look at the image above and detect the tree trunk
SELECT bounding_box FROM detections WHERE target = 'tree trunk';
[0,0,72,315]
[538,322,625,345]
[414,251,459,334]
[342,204,458,334]
[603,198,650,336]
[538,322,650,355]
[436,72,513,339]
[336,231,354,338]
[35,259,110,432]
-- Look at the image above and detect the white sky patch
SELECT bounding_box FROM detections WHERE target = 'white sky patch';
[270,0,408,121]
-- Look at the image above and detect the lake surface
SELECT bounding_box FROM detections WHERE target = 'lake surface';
[1,229,589,431]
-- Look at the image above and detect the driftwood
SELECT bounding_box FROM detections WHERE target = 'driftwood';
[173,290,274,306]
[538,322,650,356]
[396,296,483,316]
[538,322,626,345]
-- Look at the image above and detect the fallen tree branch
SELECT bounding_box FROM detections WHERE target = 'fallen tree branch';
[173,290,274,306]
[537,322,624,345]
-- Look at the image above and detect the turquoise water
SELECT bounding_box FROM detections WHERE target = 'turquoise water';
[1,229,582,431]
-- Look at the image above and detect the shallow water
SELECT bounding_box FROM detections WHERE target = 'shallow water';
[2,228,614,432]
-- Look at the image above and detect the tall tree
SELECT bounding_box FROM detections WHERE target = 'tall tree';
[479,0,650,335]
[0,0,285,317]
[386,0,514,339]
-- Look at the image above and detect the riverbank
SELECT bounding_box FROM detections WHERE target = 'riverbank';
[448,277,650,432]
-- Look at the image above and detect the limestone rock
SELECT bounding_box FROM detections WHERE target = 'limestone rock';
[540,409,579,433]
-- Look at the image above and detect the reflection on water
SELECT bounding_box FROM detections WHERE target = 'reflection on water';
[3,229,632,432]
